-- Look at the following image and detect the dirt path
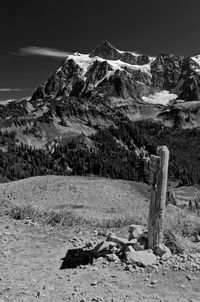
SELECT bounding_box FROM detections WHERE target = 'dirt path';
[1,215,200,302]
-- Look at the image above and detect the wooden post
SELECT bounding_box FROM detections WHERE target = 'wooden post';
[148,146,169,249]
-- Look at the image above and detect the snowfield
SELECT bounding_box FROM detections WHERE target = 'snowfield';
[66,53,152,77]
[192,55,200,66]
[142,90,177,105]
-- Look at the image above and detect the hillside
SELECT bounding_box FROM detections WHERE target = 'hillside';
[1,42,200,185]
[1,175,199,232]
[0,175,149,225]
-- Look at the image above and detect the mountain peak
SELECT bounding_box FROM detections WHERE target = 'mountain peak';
[89,40,121,60]
[100,40,115,48]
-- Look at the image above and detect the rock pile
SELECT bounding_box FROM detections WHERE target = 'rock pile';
[67,224,200,272]
[93,224,171,268]
[159,253,200,272]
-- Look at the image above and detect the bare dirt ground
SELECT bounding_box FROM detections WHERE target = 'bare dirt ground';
[0,176,200,302]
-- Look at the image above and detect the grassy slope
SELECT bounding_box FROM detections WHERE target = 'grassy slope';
[1,175,200,253]
[0,175,197,218]
[0,175,149,226]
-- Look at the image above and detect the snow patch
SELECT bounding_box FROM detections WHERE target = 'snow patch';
[149,56,156,63]
[190,55,200,75]
[142,91,177,105]
[116,48,140,57]
[192,55,200,65]
[66,53,152,77]
[193,68,200,75]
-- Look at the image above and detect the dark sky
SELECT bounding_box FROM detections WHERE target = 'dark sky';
[1,0,200,100]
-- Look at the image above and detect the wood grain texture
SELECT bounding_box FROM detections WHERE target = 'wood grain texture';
[148,146,169,249]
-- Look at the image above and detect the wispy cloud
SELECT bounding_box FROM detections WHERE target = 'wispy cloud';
[12,46,69,58]
[0,88,24,92]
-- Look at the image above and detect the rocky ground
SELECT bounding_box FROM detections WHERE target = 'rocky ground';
[1,176,200,301]
[1,215,200,302]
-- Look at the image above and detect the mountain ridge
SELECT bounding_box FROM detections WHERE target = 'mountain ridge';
[1,42,200,184]
[1,41,200,151]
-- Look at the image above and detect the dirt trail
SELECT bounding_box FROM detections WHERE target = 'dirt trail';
[1,215,200,302]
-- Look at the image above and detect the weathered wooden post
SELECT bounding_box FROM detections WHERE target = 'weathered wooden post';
[148,145,169,249]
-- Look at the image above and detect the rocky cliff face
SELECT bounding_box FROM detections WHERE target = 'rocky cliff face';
[175,58,200,101]
[2,41,200,148]
[31,43,153,103]
[89,40,150,66]
[31,41,200,106]
[151,54,184,90]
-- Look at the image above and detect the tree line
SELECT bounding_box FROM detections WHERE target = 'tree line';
[0,120,200,186]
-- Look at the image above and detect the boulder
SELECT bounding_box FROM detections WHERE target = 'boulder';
[93,240,119,257]
[153,244,172,260]
[125,246,157,267]
[128,239,137,244]
[128,224,147,240]
[106,232,129,246]
[106,253,120,262]
[131,237,147,251]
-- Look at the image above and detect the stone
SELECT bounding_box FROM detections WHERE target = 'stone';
[153,244,172,260]
[132,237,147,251]
[85,241,94,248]
[128,224,147,240]
[151,280,158,285]
[124,264,132,271]
[186,274,192,281]
[125,246,157,267]
[93,241,118,257]
[125,245,135,253]
[111,246,119,254]
[91,280,98,286]
[180,284,186,289]
[106,233,129,246]
[128,239,138,244]
[106,253,120,262]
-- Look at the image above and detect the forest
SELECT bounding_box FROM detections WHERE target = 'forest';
[0,119,200,185]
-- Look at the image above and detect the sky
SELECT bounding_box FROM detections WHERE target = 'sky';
[1,0,200,100]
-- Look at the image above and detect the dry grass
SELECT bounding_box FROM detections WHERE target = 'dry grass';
[164,207,200,254]
[7,205,83,227]
[6,201,200,254]
[0,175,149,226]
[2,175,200,254]
[6,203,144,230]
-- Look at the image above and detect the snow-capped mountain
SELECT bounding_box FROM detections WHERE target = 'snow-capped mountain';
[31,41,154,103]
[31,41,200,106]
[2,41,200,149]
